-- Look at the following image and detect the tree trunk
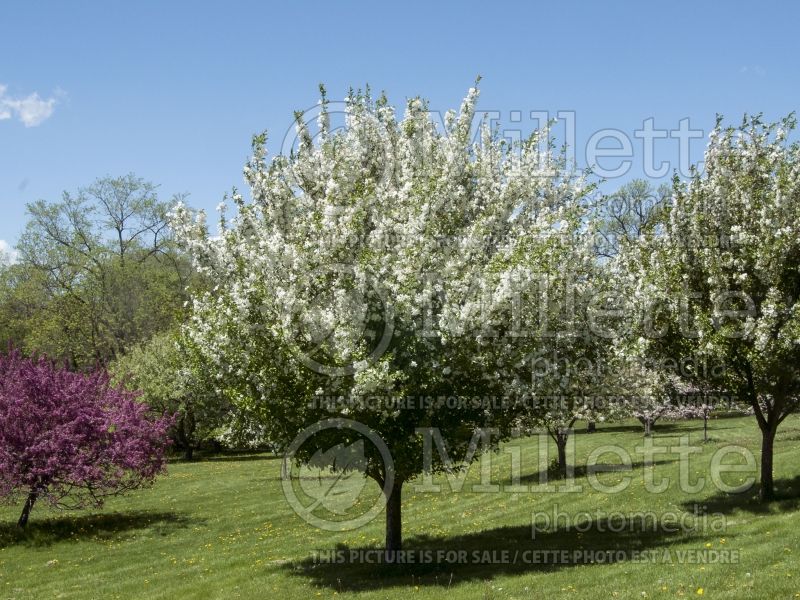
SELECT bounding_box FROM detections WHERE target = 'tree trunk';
[17,491,37,528]
[759,425,776,501]
[644,419,652,437]
[175,413,195,461]
[587,421,596,433]
[384,480,403,559]
[703,414,708,443]
[183,409,196,461]
[556,436,568,479]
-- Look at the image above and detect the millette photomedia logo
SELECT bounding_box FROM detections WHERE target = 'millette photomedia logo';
[281,418,395,531]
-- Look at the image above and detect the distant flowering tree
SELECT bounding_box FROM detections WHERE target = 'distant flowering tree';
[674,402,715,442]
[667,380,735,442]
[613,355,727,439]
[520,394,619,477]
[171,83,593,552]
[0,349,172,527]
[630,397,673,437]
[625,113,800,501]
[510,271,624,477]
[629,398,710,438]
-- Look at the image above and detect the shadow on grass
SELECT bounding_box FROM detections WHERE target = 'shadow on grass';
[590,422,733,436]
[200,453,279,463]
[520,459,678,485]
[681,474,800,515]
[0,510,194,548]
[167,451,279,464]
[283,516,700,591]
[776,428,800,442]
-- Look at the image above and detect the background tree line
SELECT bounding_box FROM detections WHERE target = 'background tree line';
[0,174,260,458]
[2,107,797,517]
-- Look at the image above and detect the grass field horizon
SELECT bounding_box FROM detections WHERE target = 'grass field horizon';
[1,415,798,599]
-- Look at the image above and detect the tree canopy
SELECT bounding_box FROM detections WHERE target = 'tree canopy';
[172,84,597,551]
[0,348,172,527]
[624,113,800,500]
[4,174,192,367]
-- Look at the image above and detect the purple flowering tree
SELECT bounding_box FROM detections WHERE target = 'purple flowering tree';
[0,349,173,527]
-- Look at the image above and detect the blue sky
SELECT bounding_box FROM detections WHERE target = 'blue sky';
[1,0,798,251]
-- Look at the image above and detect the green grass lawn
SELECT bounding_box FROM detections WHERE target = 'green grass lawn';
[1,416,799,599]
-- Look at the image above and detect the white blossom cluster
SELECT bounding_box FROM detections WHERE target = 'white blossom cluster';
[621,113,800,425]
[170,84,599,452]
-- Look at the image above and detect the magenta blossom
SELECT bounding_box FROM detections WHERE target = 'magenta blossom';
[0,348,173,527]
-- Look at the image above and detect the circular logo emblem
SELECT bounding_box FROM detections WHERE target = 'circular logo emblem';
[281,418,395,531]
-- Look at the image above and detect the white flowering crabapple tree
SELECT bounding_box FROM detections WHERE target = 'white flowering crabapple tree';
[605,354,679,437]
[593,181,681,438]
[627,114,800,501]
[628,394,712,438]
[668,379,742,443]
[629,396,673,437]
[172,83,594,552]
[501,257,625,478]
[680,402,715,443]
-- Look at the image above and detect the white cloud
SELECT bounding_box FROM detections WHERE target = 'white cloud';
[0,240,17,264]
[0,84,58,127]
[0,85,9,120]
[740,65,767,77]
